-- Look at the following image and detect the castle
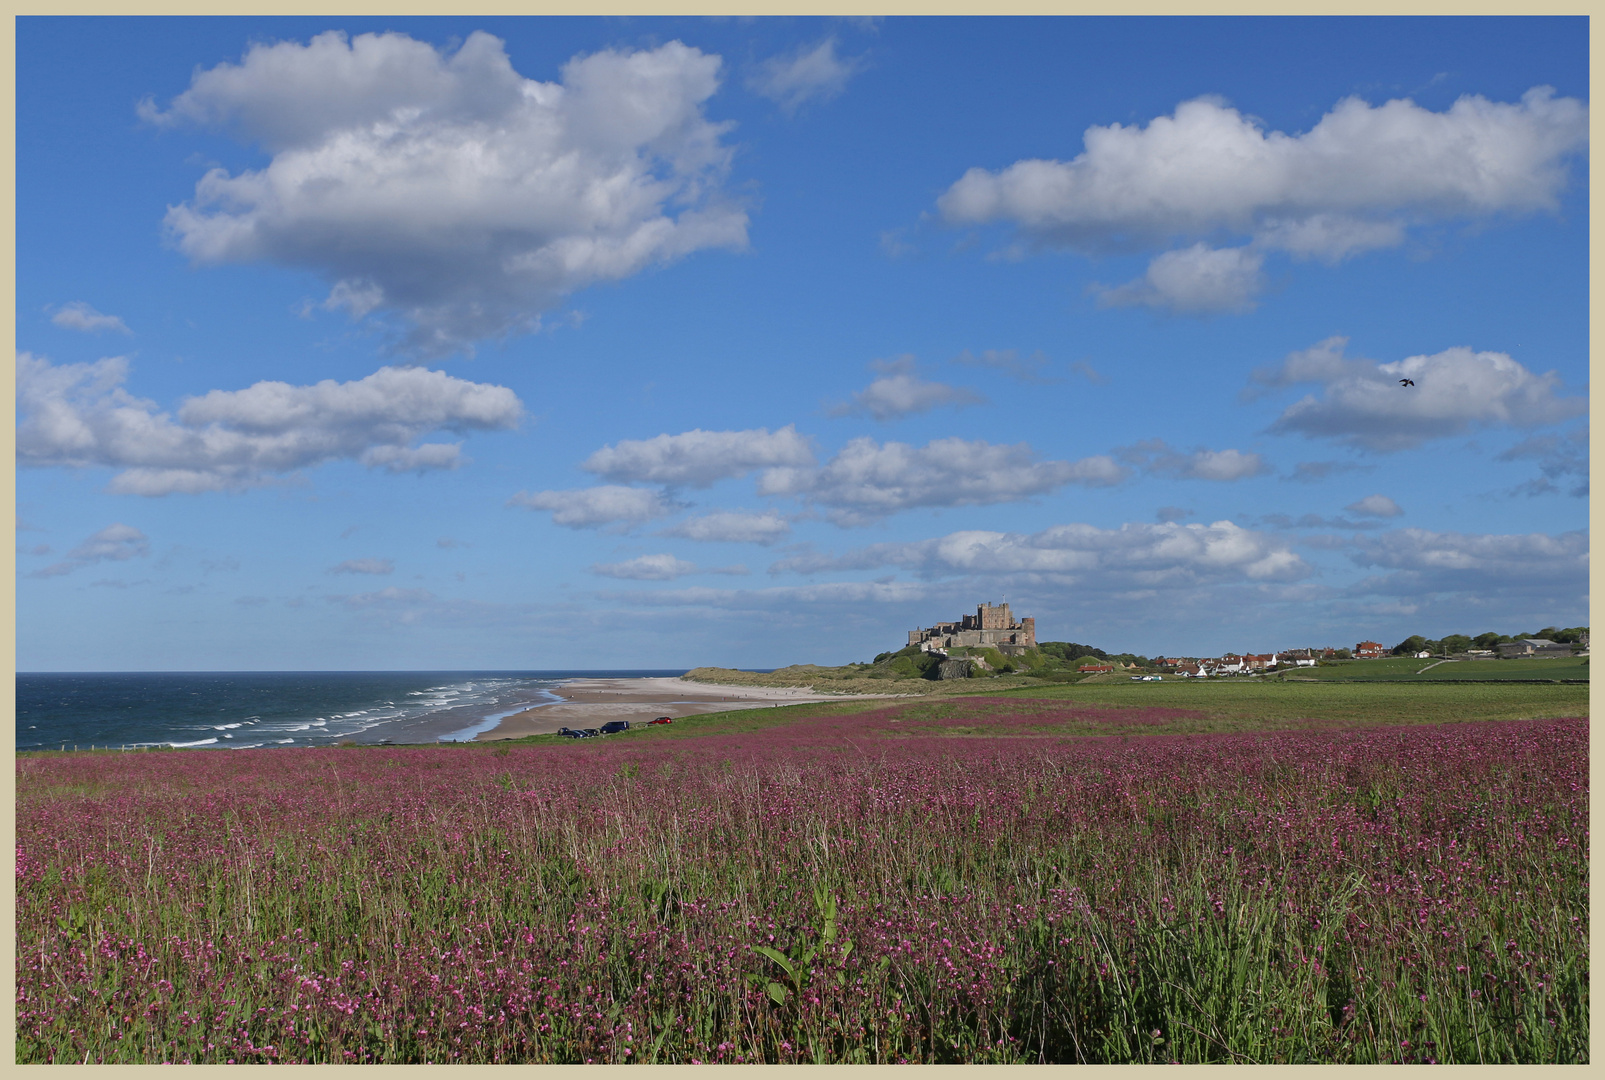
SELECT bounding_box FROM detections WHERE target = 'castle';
[907,602,1037,656]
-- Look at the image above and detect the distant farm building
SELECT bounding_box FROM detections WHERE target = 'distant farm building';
[1497,638,1575,659]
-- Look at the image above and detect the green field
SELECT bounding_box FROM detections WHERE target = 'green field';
[485,673,1589,748]
[681,654,1588,700]
[1271,656,1588,682]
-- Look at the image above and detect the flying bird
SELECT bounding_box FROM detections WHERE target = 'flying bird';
[1399,378,1415,387]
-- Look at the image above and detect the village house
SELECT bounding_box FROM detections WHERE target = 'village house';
[1355,641,1387,659]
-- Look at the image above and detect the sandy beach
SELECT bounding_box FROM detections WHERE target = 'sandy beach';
[472,676,900,740]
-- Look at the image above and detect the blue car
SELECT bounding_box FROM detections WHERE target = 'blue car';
[599,720,630,735]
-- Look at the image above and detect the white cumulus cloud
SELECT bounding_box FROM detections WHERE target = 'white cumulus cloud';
[772,519,1309,585]
[1255,337,1586,451]
[829,356,986,420]
[601,579,929,609]
[1094,243,1265,314]
[761,436,1128,524]
[746,37,865,113]
[582,425,815,488]
[940,87,1586,310]
[659,509,792,545]
[509,485,681,530]
[49,301,131,335]
[144,31,747,355]
[17,353,522,495]
[942,87,1585,251]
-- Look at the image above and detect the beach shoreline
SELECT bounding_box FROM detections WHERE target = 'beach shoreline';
[471,676,904,740]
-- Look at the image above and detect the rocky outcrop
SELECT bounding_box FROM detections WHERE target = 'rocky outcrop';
[937,656,1000,680]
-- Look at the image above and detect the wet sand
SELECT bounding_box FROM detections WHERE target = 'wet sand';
[472,676,903,740]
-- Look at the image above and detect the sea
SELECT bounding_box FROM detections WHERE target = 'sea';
[15,670,687,752]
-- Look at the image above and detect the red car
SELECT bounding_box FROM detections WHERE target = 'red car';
[648,716,674,725]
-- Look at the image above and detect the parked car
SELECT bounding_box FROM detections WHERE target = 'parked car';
[599,720,630,735]
[558,727,584,738]
[648,716,674,725]
[581,728,601,737]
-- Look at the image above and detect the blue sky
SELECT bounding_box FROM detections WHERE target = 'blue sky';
[16,16,1589,671]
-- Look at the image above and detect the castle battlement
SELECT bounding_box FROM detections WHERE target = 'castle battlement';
[908,602,1037,656]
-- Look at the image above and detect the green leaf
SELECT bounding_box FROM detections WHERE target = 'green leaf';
[839,939,854,959]
[766,981,789,1006]
[753,945,796,979]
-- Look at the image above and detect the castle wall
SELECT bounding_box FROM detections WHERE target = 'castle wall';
[905,603,1037,654]
[978,602,1011,630]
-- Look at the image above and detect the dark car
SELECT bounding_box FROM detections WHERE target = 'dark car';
[581,728,601,737]
[599,720,630,735]
[558,727,584,738]
[648,716,674,725]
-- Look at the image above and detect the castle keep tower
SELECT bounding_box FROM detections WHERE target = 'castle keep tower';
[906,602,1038,656]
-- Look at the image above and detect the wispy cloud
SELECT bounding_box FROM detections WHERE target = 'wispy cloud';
[29,523,149,578]
[330,557,393,575]
[952,348,1060,384]
[828,356,986,421]
[659,509,791,545]
[746,37,866,113]
[509,486,682,530]
[49,301,131,335]
[1345,494,1403,518]
[589,553,749,581]
[1116,438,1270,481]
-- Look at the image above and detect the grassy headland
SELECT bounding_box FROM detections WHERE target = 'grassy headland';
[684,643,1587,698]
[683,641,1143,696]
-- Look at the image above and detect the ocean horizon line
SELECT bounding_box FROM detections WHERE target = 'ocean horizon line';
[15,668,718,677]
[18,670,774,753]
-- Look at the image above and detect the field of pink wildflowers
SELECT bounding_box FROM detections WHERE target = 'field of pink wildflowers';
[16,707,1588,1063]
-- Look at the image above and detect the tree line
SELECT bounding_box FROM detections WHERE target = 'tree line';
[1390,626,1588,656]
